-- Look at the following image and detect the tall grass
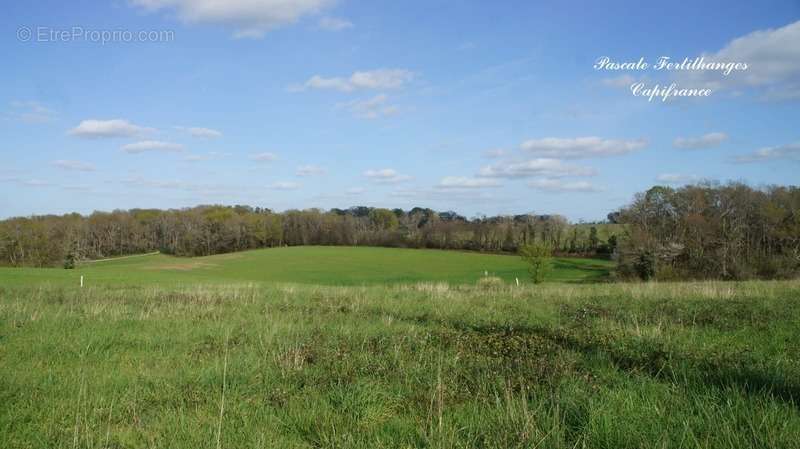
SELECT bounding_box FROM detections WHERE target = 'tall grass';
[1,280,799,448]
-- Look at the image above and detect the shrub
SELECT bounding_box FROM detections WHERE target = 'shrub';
[63,253,76,269]
[633,250,656,281]
[518,242,553,284]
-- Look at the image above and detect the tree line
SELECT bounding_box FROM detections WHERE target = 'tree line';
[615,183,800,280]
[0,205,619,267]
[3,182,797,281]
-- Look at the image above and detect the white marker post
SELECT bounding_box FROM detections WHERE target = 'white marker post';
[516,278,519,287]
[80,276,84,288]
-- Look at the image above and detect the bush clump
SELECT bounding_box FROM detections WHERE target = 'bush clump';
[519,242,553,284]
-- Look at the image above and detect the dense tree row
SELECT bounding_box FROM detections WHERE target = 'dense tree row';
[5,183,797,281]
[615,183,800,280]
[0,205,618,267]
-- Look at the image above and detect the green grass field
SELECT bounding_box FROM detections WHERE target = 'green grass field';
[1,247,798,448]
[0,246,613,287]
[1,281,799,448]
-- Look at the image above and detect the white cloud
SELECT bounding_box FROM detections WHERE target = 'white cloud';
[656,173,701,185]
[69,119,155,139]
[4,177,103,193]
[51,160,96,172]
[364,168,412,184]
[62,185,93,192]
[270,181,300,190]
[389,187,499,203]
[8,101,55,123]
[478,158,597,179]
[528,179,601,193]
[123,177,183,189]
[682,20,800,96]
[673,132,728,149]
[762,85,800,101]
[601,74,638,88]
[121,140,185,153]
[22,179,51,187]
[0,176,52,187]
[520,137,647,159]
[122,176,235,195]
[341,94,399,119]
[298,69,414,92]
[319,16,353,31]
[176,126,223,139]
[734,142,800,163]
[349,69,414,90]
[302,75,352,92]
[345,187,365,195]
[131,0,334,38]
[296,165,327,176]
[436,176,501,189]
[250,152,279,162]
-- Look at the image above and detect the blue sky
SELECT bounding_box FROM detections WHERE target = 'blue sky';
[1,0,799,221]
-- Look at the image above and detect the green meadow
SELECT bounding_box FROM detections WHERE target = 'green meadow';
[0,246,613,287]
[1,247,798,448]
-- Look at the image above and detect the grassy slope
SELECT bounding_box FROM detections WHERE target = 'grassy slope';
[0,246,613,287]
[1,281,799,448]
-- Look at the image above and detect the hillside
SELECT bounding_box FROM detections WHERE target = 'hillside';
[0,246,613,287]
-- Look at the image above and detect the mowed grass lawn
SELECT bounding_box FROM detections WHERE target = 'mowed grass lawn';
[0,246,613,287]
[1,281,799,448]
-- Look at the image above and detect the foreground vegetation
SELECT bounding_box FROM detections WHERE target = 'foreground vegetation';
[2,280,799,448]
[0,246,613,287]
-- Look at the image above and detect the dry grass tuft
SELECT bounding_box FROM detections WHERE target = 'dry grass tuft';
[477,276,504,289]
